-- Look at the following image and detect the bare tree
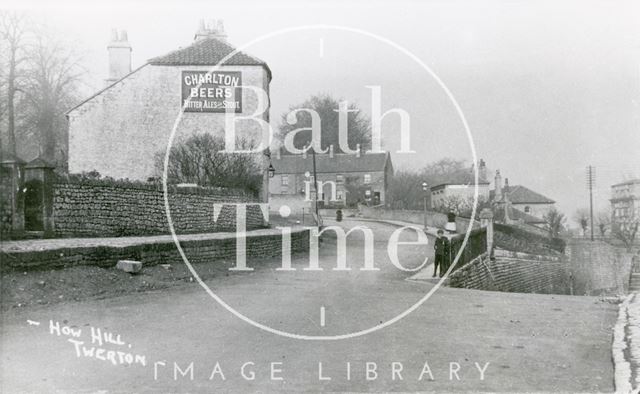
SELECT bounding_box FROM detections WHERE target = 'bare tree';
[543,207,566,238]
[277,94,371,154]
[596,208,611,237]
[612,212,639,252]
[0,12,84,169]
[18,29,84,166]
[573,208,590,237]
[156,133,262,196]
[0,11,30,157]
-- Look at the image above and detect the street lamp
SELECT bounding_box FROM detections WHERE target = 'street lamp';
[422,182,429,230]
[268,163,275,178]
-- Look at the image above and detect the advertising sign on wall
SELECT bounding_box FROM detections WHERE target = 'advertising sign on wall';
[181,71,242,113]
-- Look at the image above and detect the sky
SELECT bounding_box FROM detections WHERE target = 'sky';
[5,0,640,223]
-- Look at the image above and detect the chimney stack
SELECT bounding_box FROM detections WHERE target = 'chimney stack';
[194,19,228,41]
[107,29,132,84]
[494,170,502,201]
[479,159,487,182]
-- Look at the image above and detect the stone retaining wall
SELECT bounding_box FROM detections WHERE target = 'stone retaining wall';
[448,249,571,294]
[1,229,310,272]
[53,181,264,237]
[568,239,634,296]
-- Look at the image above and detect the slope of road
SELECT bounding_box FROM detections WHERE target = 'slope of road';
[1,219,618,393]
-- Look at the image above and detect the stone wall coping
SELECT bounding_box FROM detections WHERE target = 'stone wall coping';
[1,226,310,254]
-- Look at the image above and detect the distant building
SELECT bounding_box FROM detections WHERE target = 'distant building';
[610,178,640,230]
[66,20,271,201]
[430,159,491,209]
[490,170,556,227]
[269,149,393,209]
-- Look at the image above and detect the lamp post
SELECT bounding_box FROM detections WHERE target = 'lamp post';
[268,163,275,178]
[422,181,429,229]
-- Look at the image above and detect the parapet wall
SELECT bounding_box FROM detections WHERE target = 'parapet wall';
[357,205,479,231]
[568,239,634,296]
[448,250,571,295]
[1,228,310,272]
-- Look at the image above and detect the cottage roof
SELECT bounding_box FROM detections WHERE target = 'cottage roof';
[431,172,490,188]
[493,185,555,204]
[149,38,269,73]
[494,205,546,224]
[612,178,640,188]
[273,152,391,175]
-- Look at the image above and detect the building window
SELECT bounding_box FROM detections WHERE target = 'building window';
[524,206,530,214]
[281,175,289,186]
[337,190,344,200]
[336,174,344,183]
[364,174,371,184]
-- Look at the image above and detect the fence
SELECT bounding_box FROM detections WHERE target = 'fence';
[448,227,487,273]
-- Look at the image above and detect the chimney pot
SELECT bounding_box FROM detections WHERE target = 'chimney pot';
[106,29,132,84]
[494,170,503,201]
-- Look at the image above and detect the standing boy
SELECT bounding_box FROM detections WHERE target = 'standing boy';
[433,229,450,277]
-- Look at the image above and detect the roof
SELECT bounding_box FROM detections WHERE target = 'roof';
[431,172,490,188]
[273,152,391,175]
[148,38,272,79]
[494,205,546,224]
[612,179,640,187]
[67,37,271,114]
[491,185,555,204]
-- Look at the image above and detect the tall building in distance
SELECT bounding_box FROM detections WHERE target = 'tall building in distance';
[610,178,640,231]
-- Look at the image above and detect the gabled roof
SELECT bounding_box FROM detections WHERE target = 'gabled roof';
[148,38,271,80]
[491,185,555,204]
[273,152,391,175]
[612,178,640,187]
[494,205,546,224]
[67,37,271,114]
[431,172,490,188]
[504,185,555,204]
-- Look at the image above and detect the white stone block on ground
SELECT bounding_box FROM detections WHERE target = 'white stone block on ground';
[116,260,142,274]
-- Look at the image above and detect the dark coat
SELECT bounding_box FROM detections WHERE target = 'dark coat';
[434,236,450,256]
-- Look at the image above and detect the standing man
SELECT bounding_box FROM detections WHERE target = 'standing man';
[433,229,450,278]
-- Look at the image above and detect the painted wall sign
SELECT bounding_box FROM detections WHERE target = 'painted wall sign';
[181,71,242,113]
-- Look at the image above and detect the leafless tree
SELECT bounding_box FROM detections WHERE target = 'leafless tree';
[0,12,84,168]
[612,213,639,252]
[277,94,371,154]
[596,208,611,237]
[573,208,590,237]
[543,207,566,238]
[0,11,30,157]
[156,132,262,196]
[18,29,84,166]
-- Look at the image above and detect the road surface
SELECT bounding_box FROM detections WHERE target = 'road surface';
[1,219,617,392]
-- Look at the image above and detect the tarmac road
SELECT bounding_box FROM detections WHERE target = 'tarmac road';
[1,219,618,393]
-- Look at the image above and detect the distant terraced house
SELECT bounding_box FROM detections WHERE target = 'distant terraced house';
[268,148,393,209]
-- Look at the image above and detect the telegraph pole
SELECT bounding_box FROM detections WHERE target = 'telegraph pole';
[586,165,596,241]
